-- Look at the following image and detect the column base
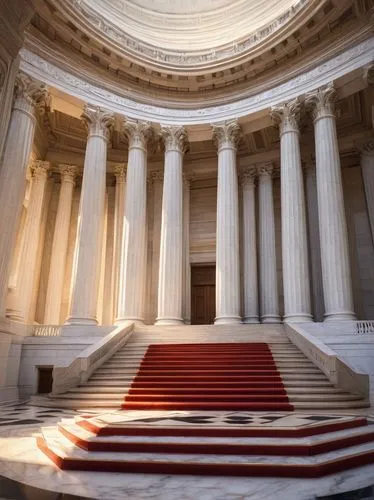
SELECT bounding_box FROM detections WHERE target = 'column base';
[261,315,282,324]
[64,317,98,326]
[284,313,313,323]
[115,317,145,326]
[155,318,184,326]
[214,316,242,325]
[243,317,260,324]
[324,311,356,321]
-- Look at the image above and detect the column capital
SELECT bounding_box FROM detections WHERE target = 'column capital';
[257,162,274,178]
[113,163,127,183]
[14,73,49,116]
[271,98,300,134]
[30,160,50,178]
[149,170,164,183]
[364,63,374,87]
[161,125,189,154]
[59,164,78,184]
[358,139,374,157]
[212,120,241,152]
[81,104,114,141]
[305,82,336,121]
[240,167,257,187]
[122,119,153,151]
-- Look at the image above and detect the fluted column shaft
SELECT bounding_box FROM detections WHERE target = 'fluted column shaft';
[360,142,374,246]
[183,176,192,324]
[44,165,77,324]
[117,120,152,323]
[0,74,48,318]
[258,163,281,323]
[272,99,312,322]
[9,161,50,323]
[213,121,241,324]
[156,126,188,324]
[112,164,127,321]
[306,84,355,321]
[241,168,259,323]
[66,106,114,325]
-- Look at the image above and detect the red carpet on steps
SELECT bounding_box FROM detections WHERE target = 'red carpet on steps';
[122,342,294,411]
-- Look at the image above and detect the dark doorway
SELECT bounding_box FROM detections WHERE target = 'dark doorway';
[191,265,216,324]
[37,367,53,394]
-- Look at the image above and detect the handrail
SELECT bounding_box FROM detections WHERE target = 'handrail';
[51,322,134,394]
[32,325,62,337]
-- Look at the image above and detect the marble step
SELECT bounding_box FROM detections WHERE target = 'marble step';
[37,427,374,477]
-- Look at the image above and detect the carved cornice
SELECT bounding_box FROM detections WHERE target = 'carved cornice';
[59,164,78,183]
[113,163,127,182]
[14,73,49,115]
[122,119,153,151]
[81,104,114,141]
[19,37,374,124]
[240,167,257,187]
[212,120,241,151]
[161,126,189,154]
[31,160,50,178]
[271,98,300,134]
[305,82,336,121]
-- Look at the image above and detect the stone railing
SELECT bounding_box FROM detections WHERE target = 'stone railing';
[32,325,62,337]
[51,322,134,394]
[356,321,374,335]
[285,323,369,399]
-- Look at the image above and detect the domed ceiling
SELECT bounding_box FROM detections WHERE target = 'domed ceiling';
[27,0,372,106]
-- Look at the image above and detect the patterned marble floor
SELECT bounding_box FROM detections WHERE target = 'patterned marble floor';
[0,400,373,500]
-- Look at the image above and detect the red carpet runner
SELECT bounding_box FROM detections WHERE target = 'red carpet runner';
[122,342,294,411]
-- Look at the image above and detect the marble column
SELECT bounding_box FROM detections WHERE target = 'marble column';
[257,162,281,323]
[212,120,241,324]
[150,171,163,323]
[66,105,114,326]
[304,161,325,322]
[182,175,192,324]
[306,83,355,321]
[156,126,188,325]
[241,167,259,323]
[360,141,374,246]
[44,165,77,324]
[271,99,312,322]
[0,73,48,318]
[9,161,50,323]
[111,164,127,322]
[117,120,152,324]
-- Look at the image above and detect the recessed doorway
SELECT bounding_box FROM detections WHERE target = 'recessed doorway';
[191,265,216,324]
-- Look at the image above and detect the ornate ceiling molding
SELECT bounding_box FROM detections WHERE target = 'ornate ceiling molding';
[51,0,311,71]
[19,37,374,125]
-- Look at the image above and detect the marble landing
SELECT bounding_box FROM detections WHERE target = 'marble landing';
[0,401,373,500]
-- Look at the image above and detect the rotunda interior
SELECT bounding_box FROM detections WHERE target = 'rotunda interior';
[0,0,374,498]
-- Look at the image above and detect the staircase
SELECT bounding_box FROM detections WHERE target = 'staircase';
[36,325,369,410]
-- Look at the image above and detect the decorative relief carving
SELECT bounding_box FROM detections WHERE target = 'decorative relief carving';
[62,0,308,67]
[364,63,374,86]
[305,82,336,121]
[240,167,257,187]
[14,72,49,115]
[81,104,114,140]
[113,163,127,182]
[160,125,189,154]
[19,36,374,124]
[271,98,300,134]
[212,120,241,151]
[122,119,153,150]
[31,160,50,177]
[59,164,78,183]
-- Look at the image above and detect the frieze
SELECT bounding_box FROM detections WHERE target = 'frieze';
[19,37,374,125]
